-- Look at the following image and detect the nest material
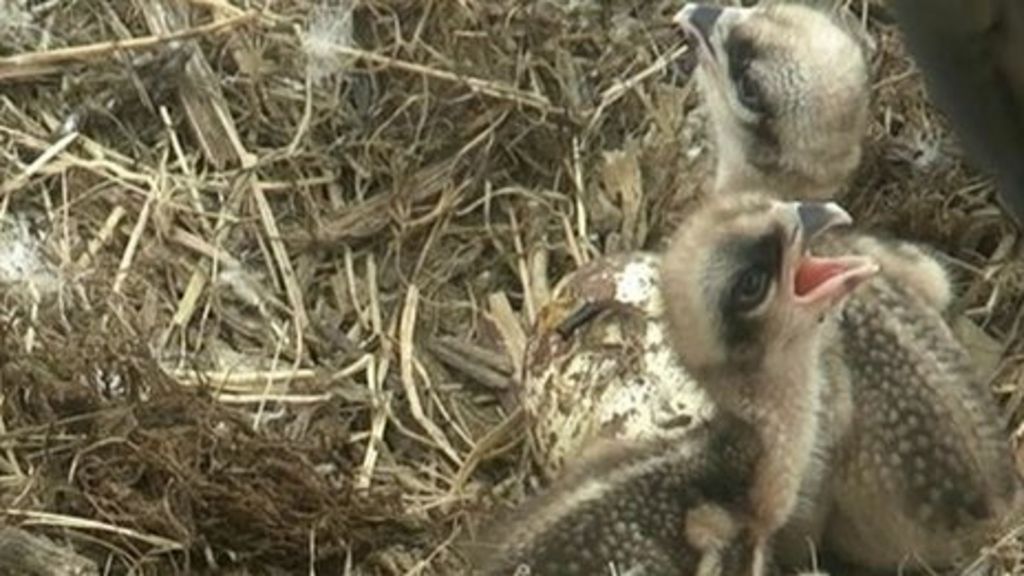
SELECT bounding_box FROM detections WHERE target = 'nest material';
[0,0,1022,573]
[0,303,415,573]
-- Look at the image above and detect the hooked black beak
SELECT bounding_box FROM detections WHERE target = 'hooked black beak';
[784,201,878,306]
[674,4,724,47]
[796,202,852,241]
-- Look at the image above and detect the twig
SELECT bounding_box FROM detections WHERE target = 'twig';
[357,355,389,490]
[433,336,513,374]
[451,408,524,492]
[486,292,527,379]
[111,184,154,295]
[326,44,569,118]
[0,130,78,199]
[171,368,316,387]
[252,180,310,348]
[75,207,127,269]
[0,12,256,82]
[586,43,689,134]
[399,285,463,466]
[4,509,183,551]
[216,393,332,405]
[427,338,511,391]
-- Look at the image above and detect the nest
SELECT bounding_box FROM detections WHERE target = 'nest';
[0,0,1022,573]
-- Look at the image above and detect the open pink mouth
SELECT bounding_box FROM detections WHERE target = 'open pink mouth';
[794,255,878,303]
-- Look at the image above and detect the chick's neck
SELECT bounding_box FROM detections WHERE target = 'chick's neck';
[708,334,827,536]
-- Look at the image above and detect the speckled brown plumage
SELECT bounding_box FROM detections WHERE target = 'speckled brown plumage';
[815,231,1023,569]
[770,229,1023,570]
[468,414,762,576]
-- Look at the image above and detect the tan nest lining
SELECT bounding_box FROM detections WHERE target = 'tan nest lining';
[0,0,1022,573]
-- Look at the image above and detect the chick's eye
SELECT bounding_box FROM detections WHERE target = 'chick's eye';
[735,72,764,113]
[726,34,765,115]
[732,267,771,310]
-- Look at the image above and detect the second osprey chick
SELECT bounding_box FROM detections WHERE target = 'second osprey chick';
[677,2,870,201]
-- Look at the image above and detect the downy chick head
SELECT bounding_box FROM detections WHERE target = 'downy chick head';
[661,192,878,379]
[675,2,870,200]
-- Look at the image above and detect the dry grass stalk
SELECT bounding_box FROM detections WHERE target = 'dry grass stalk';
[0,11,255,82]
[134,0,255,168]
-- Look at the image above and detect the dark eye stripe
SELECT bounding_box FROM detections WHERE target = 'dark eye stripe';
[723,31,779,169]
[724,34,758,78]
[723,230,782,311]
[716,225,786,350]
[724,33,771,117]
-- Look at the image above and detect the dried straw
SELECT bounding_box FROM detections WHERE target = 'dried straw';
[0,0,1022,573]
